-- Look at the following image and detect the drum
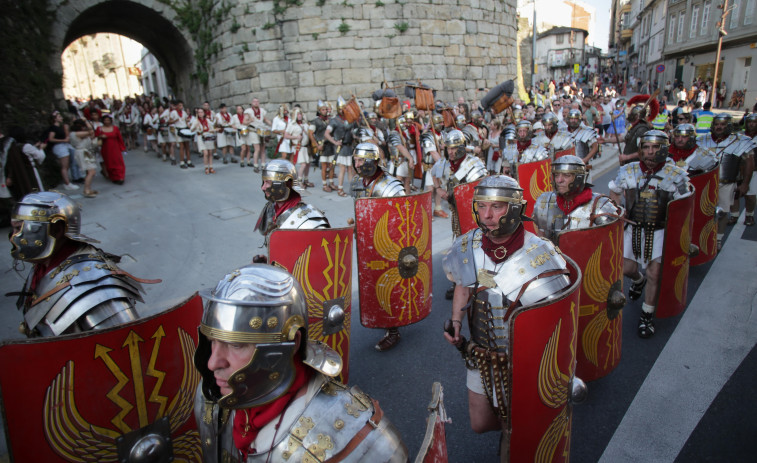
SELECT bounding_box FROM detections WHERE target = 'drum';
[179,129,195,139]
[239,128,250,136]
[256,127,272,137]
[159,126,169,135]
[146,127,155,135]
[169,126,177,134]
[203,134,217,141]
[224,127,236,135]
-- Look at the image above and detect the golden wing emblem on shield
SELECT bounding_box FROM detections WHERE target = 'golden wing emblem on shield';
[530,163,552,200]
[674,212,692,304]
[699,180,716,216]
[372,202,431,320]
[291,239,352,338]
[535,319,571,463]
[43,328,202,463]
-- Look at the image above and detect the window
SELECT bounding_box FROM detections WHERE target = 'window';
[730,1,740,28]
[677,12,685,41]
[658,33,664,51]
[556,34,564,44]
[690,6,699,38]
[702,1,711,33]
[669,15,676,44]
[746,0,755,25]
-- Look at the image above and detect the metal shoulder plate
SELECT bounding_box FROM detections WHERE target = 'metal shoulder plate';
[551,132,573,150]
[25,248,144,336]
[532,133,550,148]
[490,233,570,307]
[420,131,437,154]
[264,380,407,462]
[615,162,642,190]
[656,162,690,193]
[453,155,487,183]
[442,229,483,287]
[276,203,331,230]
[503,144,519,164]
[370,173,406,197]
[589,194,622,226]
[532,192,562,242]
[520,145,549,163]
[572,127,598,145]
[686,146,719,172]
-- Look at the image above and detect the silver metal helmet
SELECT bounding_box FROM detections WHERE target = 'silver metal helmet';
[432,113,444,131]
[515,120,533,141]
[10,191,97,262]
[336,95,347,111]
[542,112,559,134]
[672,123,697,150]
[473,175,531,237]
[455,114,466,126]
[368,111,378,121]
[567,108,582,129]
[551,155,588,196]
[713,113,732,123]
[317,99,327,109]
[353,142,381,177]
[628,104,647,122]
[640,129,670,163]
[470,110,484,126]
[195,264,342,409]
[262,159,297,202]
[444,129,467,160]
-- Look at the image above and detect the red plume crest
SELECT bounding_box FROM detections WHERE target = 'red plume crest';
[627,94,660,122]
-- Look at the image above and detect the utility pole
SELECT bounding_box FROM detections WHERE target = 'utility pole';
[711,0,731,107]
[532,3,537,88]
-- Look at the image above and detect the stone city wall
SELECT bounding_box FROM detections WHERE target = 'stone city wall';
[208,0,517,112]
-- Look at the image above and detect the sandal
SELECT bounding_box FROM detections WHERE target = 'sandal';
[209,167,216,174]
[205,167,210,175]
[323,185,333,193]
[745,216,755,226]
[337,188,347,197]
[374,328,401,351]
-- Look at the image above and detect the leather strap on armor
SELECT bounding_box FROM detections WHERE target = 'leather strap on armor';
[324,397,384,463]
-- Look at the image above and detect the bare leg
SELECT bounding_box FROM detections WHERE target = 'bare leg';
[84,168,96,194]
[60,155,72,185]
[468,390,502,434]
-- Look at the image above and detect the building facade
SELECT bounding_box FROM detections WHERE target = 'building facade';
[535,27,589,82]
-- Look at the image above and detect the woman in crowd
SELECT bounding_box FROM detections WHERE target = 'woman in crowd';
[4,126,46,200]
[69,119,98,198]
[486,119,503,174]
[144,106,160,155]
[191,108,216,174]
[47,111,78,190]
[95,113,126,185]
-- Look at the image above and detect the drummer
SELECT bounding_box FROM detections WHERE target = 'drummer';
[272,104,294,161]
[170,100,194,169]
[214,103,236,164]
[244,97,272,172]
[234,105,252,168]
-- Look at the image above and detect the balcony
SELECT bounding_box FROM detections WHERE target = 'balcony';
[620,29,633,41]
[620,3,632,14]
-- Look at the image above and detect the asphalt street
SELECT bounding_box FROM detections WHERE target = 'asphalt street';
[0,138,755,462]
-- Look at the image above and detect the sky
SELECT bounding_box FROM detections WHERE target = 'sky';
[585,0,611,52]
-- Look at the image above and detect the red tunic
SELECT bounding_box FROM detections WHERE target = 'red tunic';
[95,126,126,182]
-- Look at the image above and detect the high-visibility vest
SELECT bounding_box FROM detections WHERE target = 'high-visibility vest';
[696,111,714,134]
[652,111,668,130]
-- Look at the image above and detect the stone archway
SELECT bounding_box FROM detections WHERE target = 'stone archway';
[52,0,197,100]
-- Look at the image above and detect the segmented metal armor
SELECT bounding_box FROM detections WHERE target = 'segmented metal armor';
[615,160,689,261]
[567,126,598,160]
[533,193,620,242]
[276,203,330,230]
[17,245,146,337]
[697,133,757,184]
[533,131,573,155]
[352,172,405,199]
[683,146,719,174]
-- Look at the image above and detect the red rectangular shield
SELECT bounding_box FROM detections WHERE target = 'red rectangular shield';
[558,219,624,382]
[554,146,576,159]
[689,168,719,266]
[517,158,553,234]
[355,191,433,328]
[452,178,483,237]
[657,185,695,318]
[269,227,354,383]
[508,258,581,462]
[0,294,204,462]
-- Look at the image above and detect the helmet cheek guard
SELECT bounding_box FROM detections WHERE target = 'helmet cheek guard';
[266,180,291,202]
[472,176,533,237]
[354,158,378,177]
[10,221,57,262]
